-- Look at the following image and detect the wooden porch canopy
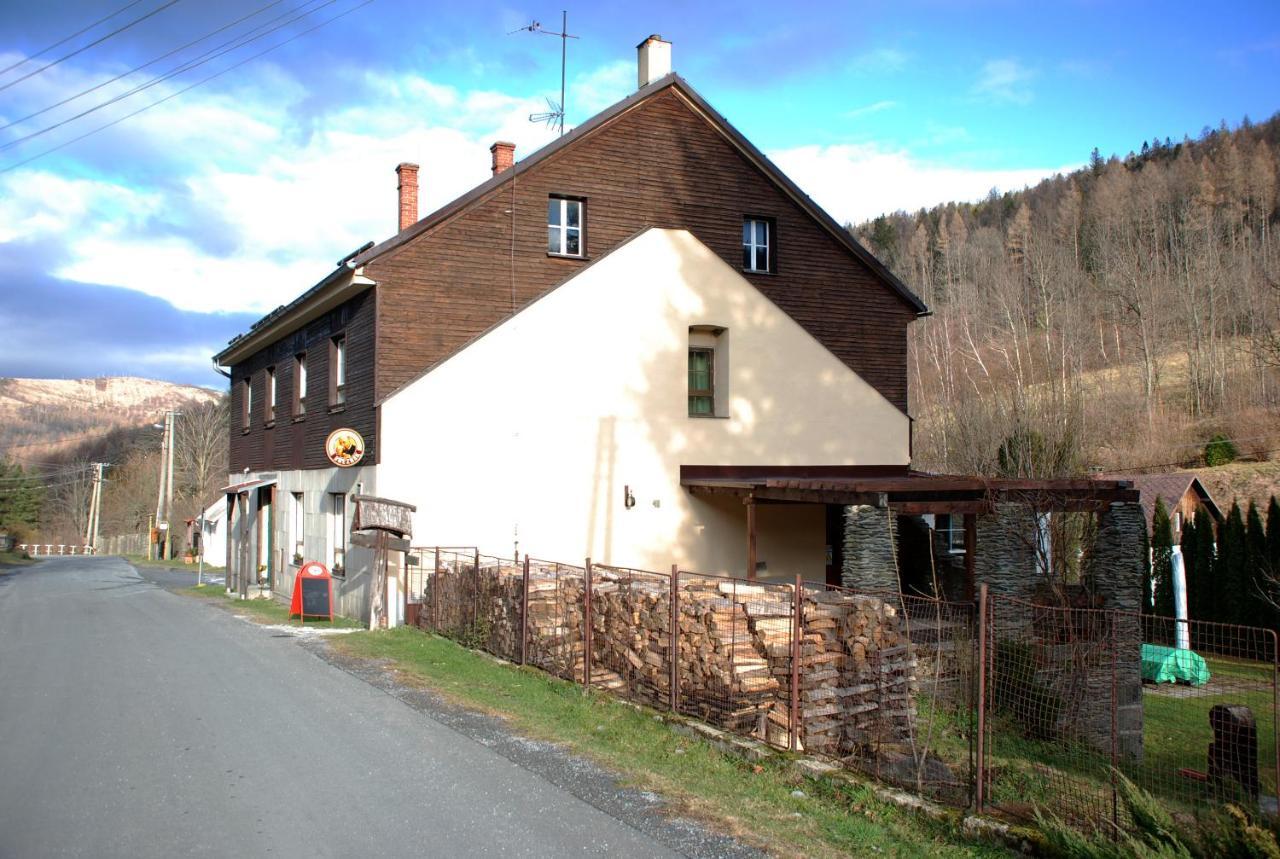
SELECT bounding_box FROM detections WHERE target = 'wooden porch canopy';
[680,466,1140,514]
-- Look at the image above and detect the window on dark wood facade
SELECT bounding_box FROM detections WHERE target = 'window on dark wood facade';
[330,336,346,406]
[291,491,304,562]
[266,366,277,423]
[743,217,773,272]
[294,353,307,416]
[547,196,584,257]
[688,348,714,416]
[241,378,251,429]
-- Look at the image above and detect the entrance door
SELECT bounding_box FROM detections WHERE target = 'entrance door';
[256,486,274,589]
[824,505,845,587]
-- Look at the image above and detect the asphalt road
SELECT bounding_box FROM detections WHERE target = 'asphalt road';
[0,557,741,858]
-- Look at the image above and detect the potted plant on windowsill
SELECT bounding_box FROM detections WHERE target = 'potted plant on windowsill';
[292,552,304,566]
[184,547,197,565]
[256,565,271,599]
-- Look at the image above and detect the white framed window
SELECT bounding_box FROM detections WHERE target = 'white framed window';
[266,366,277,422]
[331,336,346,406]
[242,378,252,428]
[688,325,728,418]
[294,353,307,415]
[743,217,772,272]
[547,197,584,257]
[935,514,966,553]
[291,491,304,562]
[328,492,346,574]
[1173,511,1182,533]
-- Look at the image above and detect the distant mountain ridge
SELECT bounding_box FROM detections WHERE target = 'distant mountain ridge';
[0,376,223,462]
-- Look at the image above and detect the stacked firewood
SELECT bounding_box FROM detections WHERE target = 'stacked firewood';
[767,590,918,756]
[418,560,917,757]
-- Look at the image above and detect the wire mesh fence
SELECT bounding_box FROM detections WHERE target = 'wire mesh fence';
[409,547,1280,831]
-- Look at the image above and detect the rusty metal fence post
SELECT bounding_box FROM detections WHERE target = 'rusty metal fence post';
[790,574,803,751]
[584,557,593,689]
[521,555,530,665]
[975,583,988,813]
[670,565,680,713]
[433,547,441,632]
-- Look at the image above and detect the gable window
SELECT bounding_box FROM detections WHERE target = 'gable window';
[547,196,584,257]
[688,348,714,416]
[294,353,307,416]
[329,491,346,575]
[242,378,252,429]
[266,366,277,423]
[688,325,728,418]
[743,217,772,273]
[935,514,965,554]
[330,335,346,406]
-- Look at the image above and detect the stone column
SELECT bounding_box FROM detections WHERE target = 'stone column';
[841,505,897,592]
[1088,501,1146,760]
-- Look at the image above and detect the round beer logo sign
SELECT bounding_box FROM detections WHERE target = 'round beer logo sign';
[325,428,365,468]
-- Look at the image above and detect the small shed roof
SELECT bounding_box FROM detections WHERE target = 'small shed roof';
[1106,472,1224,526]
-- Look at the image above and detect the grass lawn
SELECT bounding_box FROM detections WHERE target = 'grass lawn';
[180,584,364,629]
[0,549,36,569]
[958,653,1280,827]
[123,553,225,572]
[330,627,1009,858]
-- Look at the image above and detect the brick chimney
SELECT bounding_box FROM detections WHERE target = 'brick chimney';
[490,141,515,176]
[636,34,671,88]
[395,162,418,232]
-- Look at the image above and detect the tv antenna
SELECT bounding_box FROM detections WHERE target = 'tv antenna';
[508,11,578,135]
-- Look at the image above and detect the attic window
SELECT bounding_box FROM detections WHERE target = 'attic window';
[548,197,584,257]
[743,217,773,273]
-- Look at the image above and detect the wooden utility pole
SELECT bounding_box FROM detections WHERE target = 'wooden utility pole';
[84,463,99,549]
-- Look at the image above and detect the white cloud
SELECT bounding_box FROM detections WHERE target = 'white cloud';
[570,60,633,117]
[845,100,897,119]
[0,67,574,315]
[972,58,1036,105]
[768,142,1072,224]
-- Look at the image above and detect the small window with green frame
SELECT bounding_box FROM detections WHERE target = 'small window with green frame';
[688,347,714,416]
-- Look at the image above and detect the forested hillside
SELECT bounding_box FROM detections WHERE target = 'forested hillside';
[854,115,1280,484]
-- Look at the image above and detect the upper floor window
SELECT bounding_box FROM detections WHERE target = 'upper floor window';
[294,352,307,416]
[688,348,714,416]
[242,378,252,429]
[688,325,728,417]
[743,217,773,273]
[266,366,277,423]
[330,335,346,406]
[548,197,584,257]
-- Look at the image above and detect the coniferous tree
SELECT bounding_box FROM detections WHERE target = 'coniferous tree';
[1268,496,1280,580]
[1141,513,1153,615]
[1192,508,1218,623]
[0,460,43,542]
[1218,502,1249,626]
[1246,501,1270,628]
[1152,498,1176,618]
[1181,513,1199,618]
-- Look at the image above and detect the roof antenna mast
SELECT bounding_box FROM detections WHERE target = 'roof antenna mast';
[509,11,578,135]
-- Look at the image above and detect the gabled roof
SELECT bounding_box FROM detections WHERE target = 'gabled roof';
[353,73,928,315]
[216,72,928,368]
[1108,472,1224,526]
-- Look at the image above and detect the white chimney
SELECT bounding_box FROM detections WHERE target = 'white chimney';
[636,34,671,88]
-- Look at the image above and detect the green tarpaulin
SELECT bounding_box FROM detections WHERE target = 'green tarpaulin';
[1141,643,1211,686]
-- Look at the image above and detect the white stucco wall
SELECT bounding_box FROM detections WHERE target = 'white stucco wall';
[378,228,909,581]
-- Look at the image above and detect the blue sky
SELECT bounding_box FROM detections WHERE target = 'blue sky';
[0,0,1277,386]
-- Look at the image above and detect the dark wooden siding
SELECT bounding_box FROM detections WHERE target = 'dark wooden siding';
[369,89,915,410]
[229,289,376,473]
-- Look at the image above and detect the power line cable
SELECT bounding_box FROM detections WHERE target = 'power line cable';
[0,0,148,77]
[0,0,375,174]
[0,0,336,152]
[0,0,289,134]
[0,0,184,94]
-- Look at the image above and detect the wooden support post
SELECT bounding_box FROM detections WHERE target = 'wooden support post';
[975,582,988,812]
[670,564,679,713]
[433,547,440,631]
[583,557,593,689]
[473,548,481,630]
[746,494,757,581]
